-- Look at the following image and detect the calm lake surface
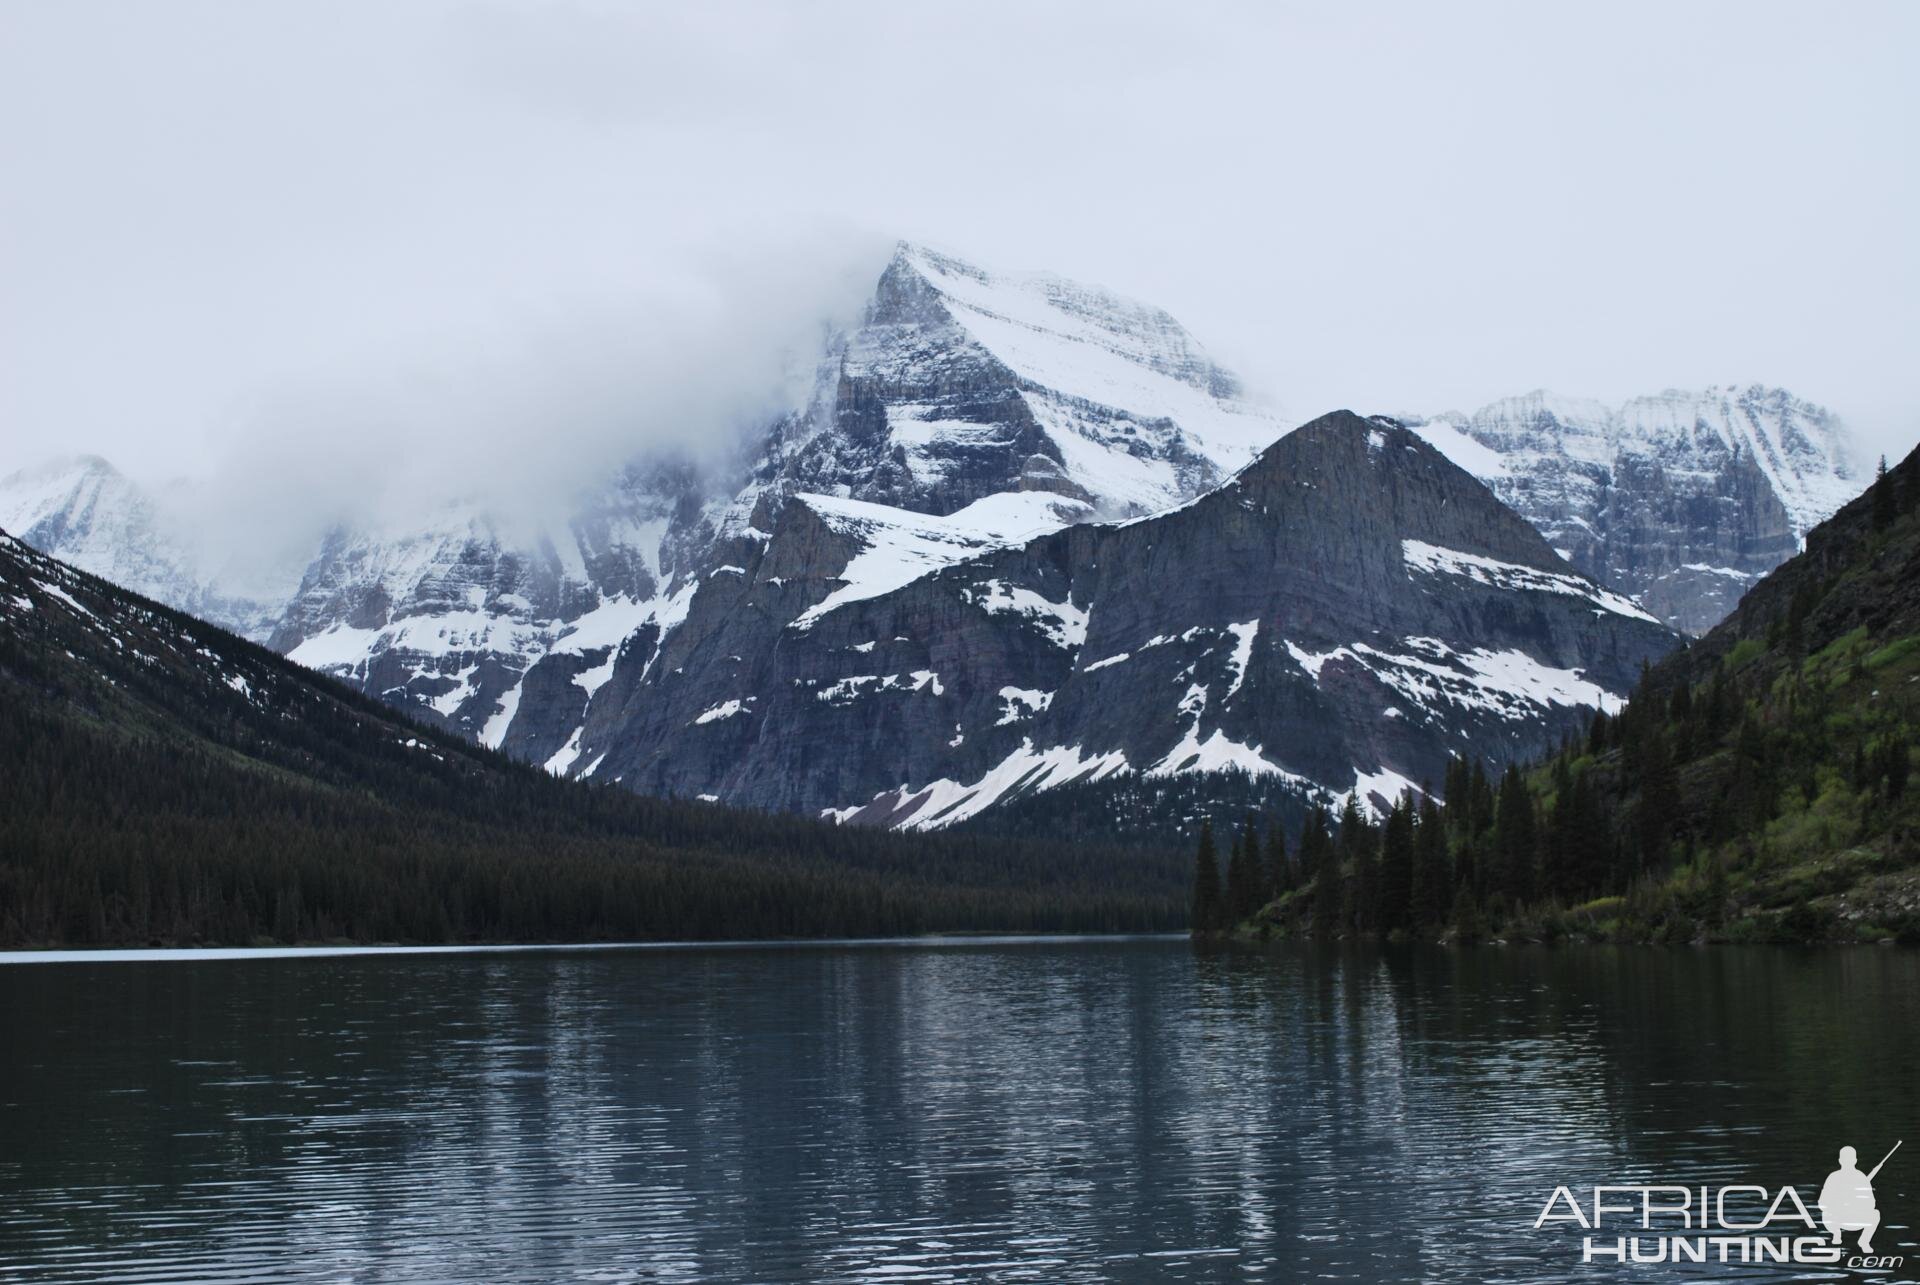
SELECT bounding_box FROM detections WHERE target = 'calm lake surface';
[1,938,1916,1283]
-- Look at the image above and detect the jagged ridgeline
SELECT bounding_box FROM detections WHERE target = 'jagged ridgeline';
[0,245,1861,837]
[1399,387,1858,635]
[1201,445,1920,945]
[0,532,1187,948]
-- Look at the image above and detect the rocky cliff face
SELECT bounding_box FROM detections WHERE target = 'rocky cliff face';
[559,413,1677,823]
[270,461,711,747]
[228,242,1293,757]
[6,244,1283,769]
[744,244,1286,521]
[1403,386,1859,634]
[6,245,1845,830]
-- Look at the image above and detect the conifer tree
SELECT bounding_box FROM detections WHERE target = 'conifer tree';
[1444,756,1470,822]
[1265,820,1292,898]
[1224,826,1255,926]
[1636,729,1679,869]
[1377,794,1415,934]
[1241,812,1266,909]
[1339,793,1372,934]
[1494,764,1538,905]
[1191,819,1222,932]
[1297,805,1331,928]
[1413,792,1450,925]
[1588,709,1611,755]
[1468,761,1496,839]
[1872,455,1894,533]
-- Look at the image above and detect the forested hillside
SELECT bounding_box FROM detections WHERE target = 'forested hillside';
[1199,445,1920,945]
[0,532,1185,948]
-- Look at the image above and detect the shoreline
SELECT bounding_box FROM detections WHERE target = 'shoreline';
[0,932,1190,966]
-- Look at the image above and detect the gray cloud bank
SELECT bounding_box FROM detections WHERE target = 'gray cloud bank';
[2,0,1915,534]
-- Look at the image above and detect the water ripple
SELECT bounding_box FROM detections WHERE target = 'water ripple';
[1,941,1915,1282]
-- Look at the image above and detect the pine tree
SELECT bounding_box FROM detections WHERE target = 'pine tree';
[1494,763,1538,905]
[1469,761,1495,839]
[1241,812,1266,909]
[1444,755,1470,821]
[1297,805,1332,929]
[1265,821,1292,898]
[1588,709,1612,755]
[1224,826,1255,926]
[1872,455,1894,533]
[1412,792,1450,926]
[1377,794,1415,934]
[1339,793,1372,934]
[1545,756,1575,898]
[1703,669,1731,740]
[1191,819,1222,933]
[1568,766,1610,897]
[1637,729,1679,870]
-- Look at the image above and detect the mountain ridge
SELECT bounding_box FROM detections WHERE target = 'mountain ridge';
[555,411,1675,826]
[1403,383,1858,633]
[0,245,1862,832]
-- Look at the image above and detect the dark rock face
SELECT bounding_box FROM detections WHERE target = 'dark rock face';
[742,244,1280,521]
[12,248,1841,837]
[225,242,1289,764]
[1404,387,1860,635]
[565,413,1678,823]
[266,464,692,745]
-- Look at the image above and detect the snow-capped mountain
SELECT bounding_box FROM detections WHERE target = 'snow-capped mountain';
[273,241,1290,755]
[741,243,1288,520]
[0,455,296,642]
[6,243,1281,768]
[12,244,1847,833]
[554,413,1675,822]
[270,460,717,747]
[1403,386,1859,634]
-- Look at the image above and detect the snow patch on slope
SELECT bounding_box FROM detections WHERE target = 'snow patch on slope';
[877,740,1133,831]
[1289,633,1627,720]
[967,581,1089,650]
[1402,539,1659,623]
[792,490,1089,629]
[1404,419,1513,478]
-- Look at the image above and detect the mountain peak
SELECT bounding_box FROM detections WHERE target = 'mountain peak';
[757,240,1288,523]
[1235,410,1584,581]
[1402,384,1863,633]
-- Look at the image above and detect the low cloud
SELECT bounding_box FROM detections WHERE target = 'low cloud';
[185,226,887,546]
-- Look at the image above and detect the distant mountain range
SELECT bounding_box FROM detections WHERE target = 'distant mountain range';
[1401,386,1858,634]
[0,243,1867,829]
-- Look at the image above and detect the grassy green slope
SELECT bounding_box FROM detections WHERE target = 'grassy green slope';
[1208,444,1918,946]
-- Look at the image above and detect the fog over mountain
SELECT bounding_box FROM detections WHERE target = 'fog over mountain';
[2,1,1915,520]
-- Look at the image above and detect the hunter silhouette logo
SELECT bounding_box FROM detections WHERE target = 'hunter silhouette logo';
[1533,1139,1905,1269]
[1821,1140,1900,1254]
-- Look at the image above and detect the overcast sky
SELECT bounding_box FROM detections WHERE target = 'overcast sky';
[2,0,1916,502]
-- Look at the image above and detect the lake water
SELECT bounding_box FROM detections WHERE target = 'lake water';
[1,939,1915,1282]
